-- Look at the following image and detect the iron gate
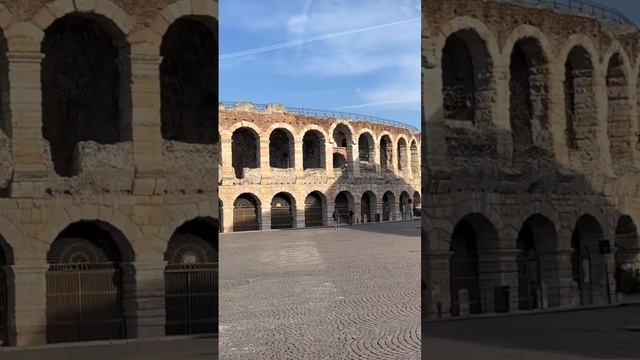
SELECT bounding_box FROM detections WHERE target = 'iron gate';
[271,196,293,229]
[305,205,323,227]
[335,201,350,223]
[233,198,259,232]
[46,262,124,343]
[0,269,7,346]
[517,250,542,310]
[449,257,482,316]
[165,263,218,335]
[361,198,372,223]
[573,246,594,306]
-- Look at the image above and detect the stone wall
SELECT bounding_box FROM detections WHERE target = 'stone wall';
[423,0,640,319]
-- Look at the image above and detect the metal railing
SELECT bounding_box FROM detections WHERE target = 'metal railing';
[220,101,420,133]
[505,0,637,28]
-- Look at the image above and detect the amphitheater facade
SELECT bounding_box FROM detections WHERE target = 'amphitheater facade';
[218,102,421,233]
[423,0,640,319]
[0,0,218,347]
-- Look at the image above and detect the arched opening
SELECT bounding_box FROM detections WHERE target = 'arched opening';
[231,128,259,179]
[360,191,377,223]
[233,194,260,232]
[397,139,408,172]
[410,140,419,176]
[358,133,374,162]
[165,218,218,335]
[564,46,596,163]
[269,129,294,169]
[333,125,350,148]
[412,191,421,217]
[614,216,640,295]
[399,191,411,220]
[333,153,347,169]
[46,221,132,343]
[334,191,353,224]
[271,193,294,229]
[304,192,325,227]
[303,130,325,169]
[606,53,632,171]
[382,191,395,221]
[441,29,493,123]
[509,37,551,160]
[449,214,500,316]
[42,14,130,177]
[516,215,558,310]
[160,17,217,144]
[571,215,609,306]
[380,135,393,171]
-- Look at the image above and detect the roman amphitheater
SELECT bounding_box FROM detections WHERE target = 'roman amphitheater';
[423,0,640,319]
[0,0,219,347]
[218,102,421,233]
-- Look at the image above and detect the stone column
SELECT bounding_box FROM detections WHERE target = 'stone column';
[349,141,360,178]
[12,261,47,346]
[548,64,570,167]
[295,206,305,229]
[325,141,334,177]
[492,64,512,167]
[7,52,48,197]
[421,40,448,171]
[222,203,234,233]
[259,139,270,180]
[294,140,304,178]
[221,138,234,180]
[133,259,166,338]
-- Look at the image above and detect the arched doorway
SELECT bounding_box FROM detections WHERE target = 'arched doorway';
[571,215,609,306]
[45,221,130,343]
[304,192,325,227]
[303,130,325,169]
[233,194,260,232]
[382,191,395,221]
[399,191,411,220]
[271,193,294,229]
[165,218,218,335]
[269,129,294,169]
[334,191,352,224]
[361,191,377,223]
[614,216,640,296]
[412,191,421,217]
[231,128,259,179]
[449,214,500,316]
[380,135,393,171]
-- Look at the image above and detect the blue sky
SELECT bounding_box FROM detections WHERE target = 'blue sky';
[219,0,421,129]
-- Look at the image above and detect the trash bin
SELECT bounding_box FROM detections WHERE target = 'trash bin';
[494,286,510,313]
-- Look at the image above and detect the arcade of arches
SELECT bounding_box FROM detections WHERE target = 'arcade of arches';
[423,0,640,320]
[219,102,421,233]
[0,0,219,347]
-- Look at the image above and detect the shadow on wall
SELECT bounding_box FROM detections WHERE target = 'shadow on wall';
[421,105,640,350]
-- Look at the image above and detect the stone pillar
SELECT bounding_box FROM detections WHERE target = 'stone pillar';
[295,206,305,229]
[294,140,304,178]
[7,52,48,197]
[492,64,512,167]
[133,259,166,338]
[422,251,452,320]
[592,68,615,176]
[13,261,47,346]
[421,40,448,171]
[548,64,570,167]
[261,204,271,230]
[325,141,334,177]
[259,139,270,179]
[221,138,234,180]
[349,141,360,178]
[222,204,234,233]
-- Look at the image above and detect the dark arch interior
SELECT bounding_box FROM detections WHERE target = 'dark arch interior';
[271,193,293,229]
[614,216,640,294]
[166,218,218,263]
[334,192,351,222]
[380,136,392,171]
[382,191,395,221]
[269,129,293,169]
[564,46,595,151]
[48,221,125,263]
[571,215,607,306]
[606,53,632,170]
[450,219,481,316]
[304,192,324,227]
[333,128,349,148]
[232,128,259,178]
[397,139,407,171]
[358,134,373,162]
[161,17,217,144]
[303,131,325,169]
[399,191,411,219]
[410,141,419,174]
[361,191,376,223]
[42,14,125,177]
[333,153,347,169]
[233,194,259,232]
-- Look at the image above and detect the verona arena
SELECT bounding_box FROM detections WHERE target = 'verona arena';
[423,0,640,320]
[0,0,218,347]
[219,102,421,233]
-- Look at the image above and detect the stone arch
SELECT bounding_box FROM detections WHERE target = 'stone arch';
[441,25,495,125]
[507,34,553,162]
[226,121,262,137]
[410,139,419,176]
[614,215,640,294]
[160,15,217,144]
[304,191,326,227]
[269,128,295,169]
[334,191,354,223]
[570,214,609,306]
[270,192,296,229]
[379,133,393,171]
[298,124,329,143]
[146,0,217,46]
[449,213,501,316]
[381,191,396,221]
[233,193,261,232]
[302,129,326,170]
[45,220,135,343]
[563,43,599,170]
[399,191,411,220]
[231,127,260,179]
[397,137,409,173]
[437,16,501,66]
[360,191,377,223]
[164,216,218,335]
[412,191,421,216]
[328,121,355,145]
[604,48,634,171]
[357,131,376,162]
[41,12,132,177]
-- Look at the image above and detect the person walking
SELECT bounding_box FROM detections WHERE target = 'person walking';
[333,209,341,230]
